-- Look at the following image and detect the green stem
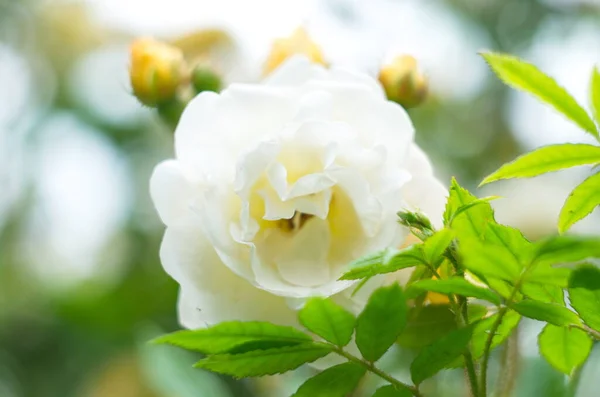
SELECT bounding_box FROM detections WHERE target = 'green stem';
[480,306,506,397]
[479,285,520,397]
[496,328,520,397]
[444,246,480,397]
[464,348,479,397]
[573,324,600,340]
[332,347,423,397]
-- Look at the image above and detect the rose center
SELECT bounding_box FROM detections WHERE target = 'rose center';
[279,211,314,233]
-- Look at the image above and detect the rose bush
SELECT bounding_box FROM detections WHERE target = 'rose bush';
[150,56,446,329]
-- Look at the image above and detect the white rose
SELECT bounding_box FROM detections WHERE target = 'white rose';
[150,56,447,329]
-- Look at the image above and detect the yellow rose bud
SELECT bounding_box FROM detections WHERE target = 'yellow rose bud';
[379,55,428,109]
[264,28,326,75]
[129,38,186,106]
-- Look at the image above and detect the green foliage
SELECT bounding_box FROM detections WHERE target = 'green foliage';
[511,301,580,326]
[592,67,600,124]
[533,235,600,265]
[408,278,501,305]
[339,246,424,280]
[410,325,473,384]
[299,298,355,347]
[471,311,521,360]
[460,238,522,282]
[481,144,600,185]
[372,385,412,397]
[539,325,592,375]
[558,172,600,233]
[480,55,600,231]
[153,171,600,397]
[522,265,571,287]
[521,283,564,305]
[421,229,454,267]
[291,362,366,397]
[193,343,332,378]
[153,321,312,354]
[481,52,598,138]
[444,178,494,237]
[398,305,457,349]
[569,265,600,332]
[356,284,408,362]
[450,311,521,367]
[445,196,500,226]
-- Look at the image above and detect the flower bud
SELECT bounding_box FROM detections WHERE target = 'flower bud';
[192,66,222,94]
[397,210,434,239]
[129,38,186,106]
[264,28,326,75]
[379,55,428,109]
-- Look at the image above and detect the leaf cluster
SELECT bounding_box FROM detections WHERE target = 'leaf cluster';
[480,53,600,233]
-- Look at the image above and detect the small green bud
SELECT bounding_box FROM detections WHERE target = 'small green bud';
[192,66,222,94]
[397,210,434,239]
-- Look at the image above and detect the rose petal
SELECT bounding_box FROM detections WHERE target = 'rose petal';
[150,160,197,227]
[161,226,296,328]
[274,217,331,287]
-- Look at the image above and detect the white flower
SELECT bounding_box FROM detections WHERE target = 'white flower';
[150,56,446,329]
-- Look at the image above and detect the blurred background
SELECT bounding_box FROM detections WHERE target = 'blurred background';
[1,0,600,396]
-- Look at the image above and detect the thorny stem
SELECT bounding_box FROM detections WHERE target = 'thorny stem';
[331,346,423,397]
[496,329,520,397]
[479,282,521,397]
[445,246,480,397]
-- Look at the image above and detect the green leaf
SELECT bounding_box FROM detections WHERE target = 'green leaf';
[340,246,424,281]
[539,324,592,375]
[409,277,501,305]
[473,311,521,359]
[460,239,522,282]
[445,178,495,238]
[448,196,501,226]
[523,265,572,287]
[153,321,312,354]
[193,343,332,378]
[298,298,355,347]
[410,325,473,384]
[421,229,455,266]
[591,67,600,123]
[521,283,564,305]
[372,385,412,397]
[486,277,514,299]
[398,305,457,349]
[559,172,600,233]
[485,223,532,263]
[138,327,233,397]
[533,235,600,266]
[568,264,600,331]
[481,144,600,185]
[291,362,365,397]
[468,304,491,322]
[481,52,598,138]
[356,284,408,361]
[449,311,521,367]
[511,300,580,326]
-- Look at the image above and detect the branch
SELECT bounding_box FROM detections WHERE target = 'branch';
[331,346,423,397]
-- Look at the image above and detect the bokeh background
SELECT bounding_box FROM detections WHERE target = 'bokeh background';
[2,0,600,396]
